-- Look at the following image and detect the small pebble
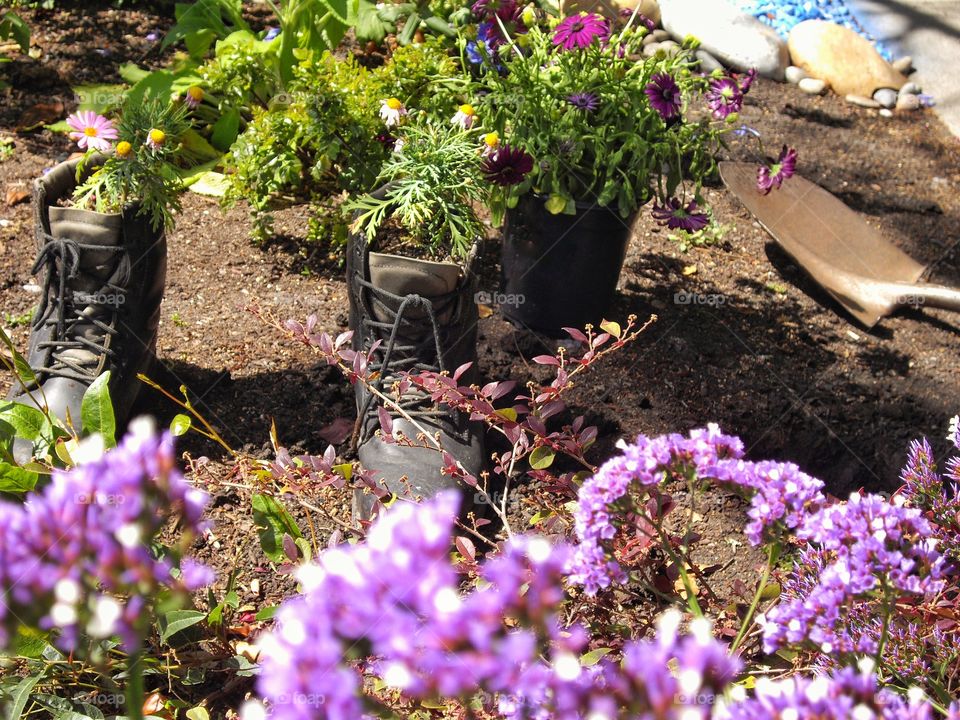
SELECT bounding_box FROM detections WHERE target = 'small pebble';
[642,32,659,46]
[651,29,670,42]
[891,55,913,74]
[695,49,723,73]
[23,283,40,294]
[879,108,893,118]
[642,42,660,57]
[846,94,881,108]
[659,40,682,57]
[798,77,827,95]
[872,88,897,108]
[785,65,808,84]
[896,93,920,111]
[900,82,921,95]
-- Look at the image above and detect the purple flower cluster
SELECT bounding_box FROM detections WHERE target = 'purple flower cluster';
[0,420,209,651]
[759,493,946,656]
[569,425,828,593]
[248,492,746,719]
[705,70,757,120]
[717,663,934,719]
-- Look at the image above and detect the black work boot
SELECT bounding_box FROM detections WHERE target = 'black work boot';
[347,225,485,521]
[6,157,167,462]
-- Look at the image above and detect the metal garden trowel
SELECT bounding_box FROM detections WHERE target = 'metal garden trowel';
[719,161,960,328]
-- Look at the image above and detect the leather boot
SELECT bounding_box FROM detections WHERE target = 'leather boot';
[347,221,485,521]
[6,158,167,462]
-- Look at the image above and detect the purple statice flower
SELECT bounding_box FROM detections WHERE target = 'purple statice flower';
[645,72,683,120]
[709,459,825,545]
[264,26,281,41]
[0,420,209,651]
[146,31,160,42]
[758,492,946,657]
[466,39,487,65]
[651,197,710,231]
[566,92,599,112]
[482,145,534,186]
[706,76,744,119]
[756,144,798,194]
[734,124,761,139]
[717,664,933,719]
[568,425,745,594]
[552,13,609,51]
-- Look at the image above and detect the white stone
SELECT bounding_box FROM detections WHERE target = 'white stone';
[846,94,881,108]
[695,49,724,73]
[785,65,808,84]
[900,82,922,95]
[873,88,898,108]
[879,108,893,118]
[659,0,789,79]
[896,93,921,111]
[891,55,913,74]
[798,77,827,95]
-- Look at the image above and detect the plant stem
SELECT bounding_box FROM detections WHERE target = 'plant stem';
[731,543,779,653]
[126,651,145,720]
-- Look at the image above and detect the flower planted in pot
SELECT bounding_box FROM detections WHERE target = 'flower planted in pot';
[4,98,190,464]
[471,8,752,334]
[345,113,488,520]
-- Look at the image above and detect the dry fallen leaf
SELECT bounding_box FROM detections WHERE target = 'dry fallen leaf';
[477,303,494,318]
[16,100,64,131]
[682,264,698,276]
[5,185,29,207]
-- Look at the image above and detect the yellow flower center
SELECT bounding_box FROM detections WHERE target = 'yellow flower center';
[148,128,166,145]
[84,127,98,137]
[385,98,402,110]
[459,104,475,116]
[483,132,500,147]
[115,141,132,158]
[187,86,204,101]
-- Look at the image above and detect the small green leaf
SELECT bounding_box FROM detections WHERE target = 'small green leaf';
[545,194,567,215]
[495,408,518,422]
[81,372,116,446]
[159,609,207,643]
[760,581,781,600]
[170,414,192,436]
[0,326,36,388]
[4,670,44,720]
[8,626,50,659]
[580,647,612,666]
[332,462,352,481]
[0,460,38,493]
[210,108,240,152]
[252,494,303,562]
[599,320,621,339]
[186,708,210,720]
[255,605,278,621]
[529,446,555,470]
[0,402,47,442]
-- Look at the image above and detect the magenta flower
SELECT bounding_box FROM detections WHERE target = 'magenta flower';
[66,111,118,152]
[552,13,609,51]
[757,145,798,195]
[472,0,518,21]
[740,68,758,94]
[705,76,743,119]
[651,197,709,231]
[644,73,682,121]
[482,145,534,186]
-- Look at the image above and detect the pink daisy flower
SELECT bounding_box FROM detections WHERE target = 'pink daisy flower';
[66,111,118,152]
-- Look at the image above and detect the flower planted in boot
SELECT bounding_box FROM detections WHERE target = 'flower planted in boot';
[346,118,489,520]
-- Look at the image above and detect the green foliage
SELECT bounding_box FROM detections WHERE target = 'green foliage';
[199,30,281,112]
[252,493,303,563]
[72,98,192,230]
[475,18,730,221]
[0,10,30,55]
[347,119,487,260]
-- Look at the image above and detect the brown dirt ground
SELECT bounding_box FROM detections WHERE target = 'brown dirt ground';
[2,1,960,713]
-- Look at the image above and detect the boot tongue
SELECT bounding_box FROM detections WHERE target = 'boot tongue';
[368,252,462,323]
[46,206,124,374]
[48,206,123,293]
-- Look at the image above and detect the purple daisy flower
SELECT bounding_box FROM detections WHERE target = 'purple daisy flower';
[645,73,682,121]
[552,13,609,51]
[472,0,518,21]
[651,197,709,231]
[566,92,599,112]
[482,145,534,186]
[705,76,743,119]
[757,145,798,195]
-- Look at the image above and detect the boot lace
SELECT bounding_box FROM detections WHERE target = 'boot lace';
[30,231,129,384]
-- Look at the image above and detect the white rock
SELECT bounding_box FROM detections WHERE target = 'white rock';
[891,56,913,74]
[798,77,827,95]
[873,88,898,108]
[845,94,881,108]
[896,93,920,111]
[785,65,808,84]
[695,49,724,73]
[659,0,789,79]
[651,29,670,42]
[642,42,661,58]
[879,108,893,118]
[900,82,921,95]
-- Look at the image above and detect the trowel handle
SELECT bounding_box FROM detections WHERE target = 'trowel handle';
[900,283,960,313]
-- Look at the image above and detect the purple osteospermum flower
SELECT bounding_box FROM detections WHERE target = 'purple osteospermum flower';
[651,197,710,231]
[66,111,118,152]
[645,73,682,120]
[706,76,743,119]
[472,0,517,21]
[739,68,758,94]
[566,92,599,112]
[482,145,534,186]
[552,13,609,51]
[757,145,798,195]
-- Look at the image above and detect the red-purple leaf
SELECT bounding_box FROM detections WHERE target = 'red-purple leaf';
[532,354,561,366]
[455,536,476,561]
[563,327,588,343]
[318,417,354,445]
[377,407,394,436]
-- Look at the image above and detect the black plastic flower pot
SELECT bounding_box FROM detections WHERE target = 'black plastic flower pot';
[500,194,635,336]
